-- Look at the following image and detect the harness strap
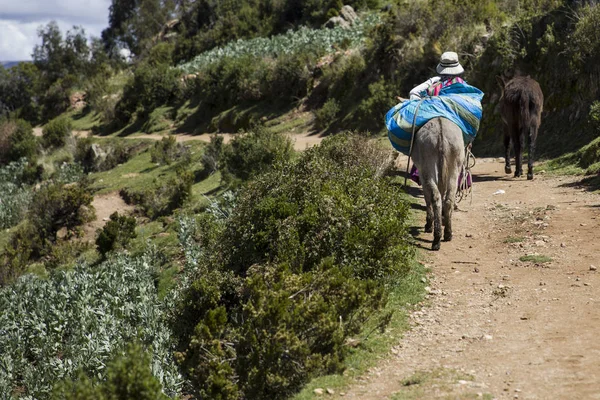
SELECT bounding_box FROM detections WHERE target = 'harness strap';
[404,99,425,188]
[456,144,476,205]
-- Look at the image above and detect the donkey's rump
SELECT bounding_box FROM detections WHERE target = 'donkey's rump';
[411,118,465,250]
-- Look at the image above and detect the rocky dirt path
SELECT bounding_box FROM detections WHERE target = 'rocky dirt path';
[33,127,325,151]
[343,158,600,400]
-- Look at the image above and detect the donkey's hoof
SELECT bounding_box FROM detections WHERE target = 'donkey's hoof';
[527,172,533,180]
[424,224,433,233]
[444,232,452,242]
[431,241,441,251]
[514,171,522,178]
[505,166,512,174]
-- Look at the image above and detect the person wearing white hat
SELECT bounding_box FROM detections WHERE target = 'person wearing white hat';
[409,51,465,100]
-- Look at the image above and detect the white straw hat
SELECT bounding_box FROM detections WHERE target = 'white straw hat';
[436,51,464,75]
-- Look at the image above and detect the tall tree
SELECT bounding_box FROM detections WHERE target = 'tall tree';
[102,0,176,58]
[32,22,90,87]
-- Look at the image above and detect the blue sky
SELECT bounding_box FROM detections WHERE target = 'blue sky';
[0,0,111,60]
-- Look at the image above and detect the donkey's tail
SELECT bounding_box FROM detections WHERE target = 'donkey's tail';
[519,91,531,127]
[437,118,448,195]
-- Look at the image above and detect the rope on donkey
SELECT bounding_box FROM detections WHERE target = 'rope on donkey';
[404,99,425,188]
[456,144,476,205]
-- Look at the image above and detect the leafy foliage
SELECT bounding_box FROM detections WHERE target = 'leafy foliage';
[33,23,90,87]
[174,134,413,399]
[120,169,194,219]
[0,253,181,398]
[52,161,85,185]
[96,212,138,257]
[116,63,182,124]
[150,135,189,165]
[0,63,42,122]
[315,98,340,130]
[569,4,600,71]
[222,127,294,181]
[0,119,38,165]
[102,0,177,58]
[178,14,379,74]
[174,0,381,64]
[201,134,225,175]
[75,137,139,173]
[51,342,169,400]
[0,180,95,284]
[0,159,33,229]
[42,116,73,149]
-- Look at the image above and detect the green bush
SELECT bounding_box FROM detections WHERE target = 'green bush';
[570,4,600,70]
[0,222,41,284]
[52,342,170,400]
[41,77,74,121]
[201,134,225,175]
[223,127,293,181]
[142,107,175,133]
[193,55,268,109]
[174,134,414,398]
[0,159,33,229]
[31,180,95,242]
[75,138,137,173]
[44,240,92,270]
[0,119,38,165]
[96,212,138,257]
[0,180,95,283]
[116,63,182,124]
[121,169,193,219]
[42,116,72,149]
[223,134,409,277]
[355,79,396,131]
[85,71,123,125]
[150,135,189,165]
[146,42,175,67]
[266,52,316,101]
[321,53,367,103]
[315,98,341,130]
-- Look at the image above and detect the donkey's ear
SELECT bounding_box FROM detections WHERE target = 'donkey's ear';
[495,75,506,89]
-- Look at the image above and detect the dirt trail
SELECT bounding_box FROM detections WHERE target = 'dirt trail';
[33,127,325,151]
[344,158,600,399]
[117,131,325,151]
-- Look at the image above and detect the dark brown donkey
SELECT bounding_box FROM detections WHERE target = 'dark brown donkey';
[496,76,544,180]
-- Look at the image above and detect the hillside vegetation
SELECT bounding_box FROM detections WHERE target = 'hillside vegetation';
[1,0,600,398]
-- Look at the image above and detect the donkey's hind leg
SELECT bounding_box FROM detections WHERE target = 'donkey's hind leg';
[443,169,460,242]
[527,125,538,180]
[423,183,434,233]
[423,180,442,251]
[514,130,525,177]
[504,126,512,174]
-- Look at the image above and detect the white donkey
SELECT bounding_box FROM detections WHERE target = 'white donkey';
[411,118,465,251]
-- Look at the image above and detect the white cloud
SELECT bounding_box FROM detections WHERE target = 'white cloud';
[0,0,111,61]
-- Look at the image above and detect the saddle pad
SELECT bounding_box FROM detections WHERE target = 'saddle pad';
[385,82,484,155]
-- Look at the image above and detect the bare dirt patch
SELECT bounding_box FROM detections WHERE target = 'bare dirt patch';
[122,131,325,151]
[35,125,326,151]
[81,192,135,242]
[343,158,600,400]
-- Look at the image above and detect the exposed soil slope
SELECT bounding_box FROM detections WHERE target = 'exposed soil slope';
[81,192,135,241]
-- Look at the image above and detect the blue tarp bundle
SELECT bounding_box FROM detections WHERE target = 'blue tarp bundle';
[385,82,484,155]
